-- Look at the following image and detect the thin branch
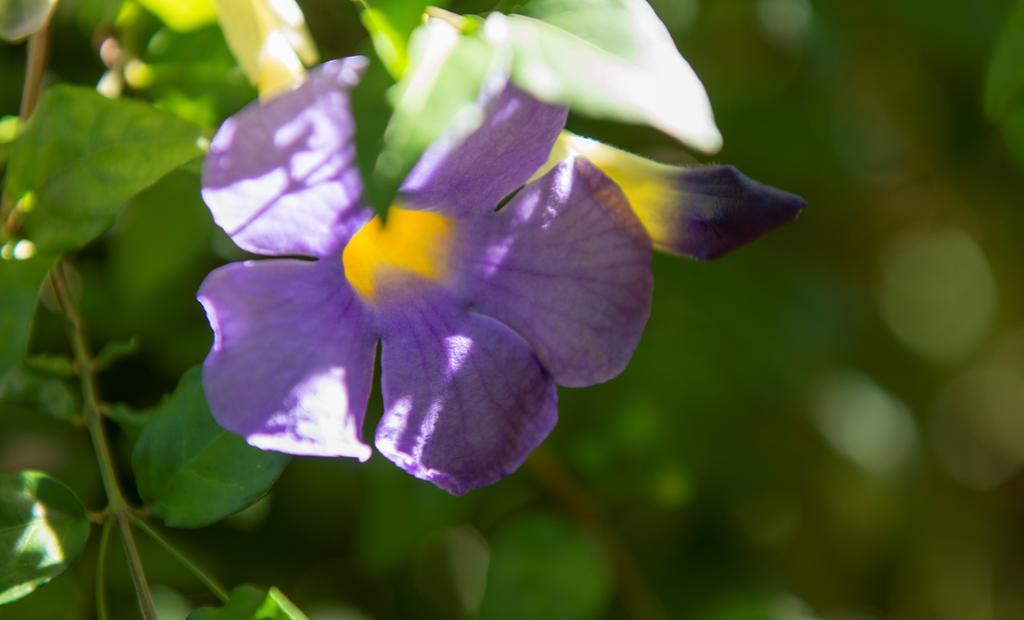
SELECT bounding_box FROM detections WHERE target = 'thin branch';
[526,445,670,620]
[19,20,51,120]
[130,514,230,603]
[96,518,115,620]
[425,6,474,31]
[51,263,159,620]
[2,13,53,234]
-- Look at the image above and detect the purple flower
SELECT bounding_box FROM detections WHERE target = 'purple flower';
[197,57,804,494]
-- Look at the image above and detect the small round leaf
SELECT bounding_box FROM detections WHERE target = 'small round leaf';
[0,471,90,605]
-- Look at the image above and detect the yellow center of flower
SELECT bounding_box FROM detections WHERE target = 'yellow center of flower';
[342,207,454,302]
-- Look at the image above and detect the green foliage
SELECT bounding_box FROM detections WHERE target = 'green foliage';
[494,0,722,152]
[0,471,90,605]
[351,49,397,217]
[188,585,308,620]
[479,513,611,620]
[359,0,436,78]
[4,86,204,253]
[0,255,55,378]
[357,460,467,572]
[137,0,218,32]
[0,366,76,422]
[1,0,1023,618]
[0,116,17,169]
[132,368,290,528]
[355,18,496,217]
[134,26,257,128]
[985,0,1024,121]
[0,0,56,43]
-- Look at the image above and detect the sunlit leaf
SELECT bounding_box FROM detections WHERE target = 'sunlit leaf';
[362,18,497,216]
[0,471,90,605]
[985,0,1024,121]
[0,572,81,620]
[138,0,218,32]
[479,513,611,620]
[4,86,204,254]
[0,116,17,169]
[0,255,54,378]
[132,368,290,528]
[212,0,318,98]
[358,0,436,78]
[488,0,722,152]
[0,0,56,43]
[187,585,307,619]
[133,26,256,128]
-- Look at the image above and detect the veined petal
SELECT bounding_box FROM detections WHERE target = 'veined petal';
[202,58,371,258]
[198,259,378,459]
[400,80,568,216]
[565,134,806,259]
[375,287,558,495]
[455,158,653,387]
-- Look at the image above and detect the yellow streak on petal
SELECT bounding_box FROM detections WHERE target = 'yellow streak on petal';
[539,133,680,243]
[343,208,454,302]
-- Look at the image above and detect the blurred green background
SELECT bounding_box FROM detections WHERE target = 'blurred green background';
[3,0,1024,618]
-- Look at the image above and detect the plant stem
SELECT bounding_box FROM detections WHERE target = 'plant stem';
[96,518,115,620]
[15,15,157,620]
[50,264,159,620]
[2,13,53,234]
[19,20,51,120]
[425,6,473,31]
[130,514,231,603]
[527,445,670,620]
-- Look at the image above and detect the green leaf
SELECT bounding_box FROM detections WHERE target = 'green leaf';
[0,254,55,378]
[94,337,139,370]
[0,116,18,170]
[479,513,611,620]
[135,27,256,128]
[0,366,76,422]
[362,18,497,217]
[137,0,218,32]
[0,471,90,605]
[4,86,204,253]
[351,49,398,217]
[132,367,290,528]
[986,0,1024,121]
[489,0,723,152]
[187,585,308,620]
[0,572,81,620]
[23,354,75,378]
[359,0,437,79]
[0,0,56,43]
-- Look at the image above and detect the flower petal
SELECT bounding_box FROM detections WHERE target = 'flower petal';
[566,135,806,259]
[455,158,653,388]
[375,287,558,495]
[198,258,377,459]
[202,57,370,258]
[399,80,568,216]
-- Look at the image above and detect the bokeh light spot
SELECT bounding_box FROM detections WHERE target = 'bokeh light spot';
[879,228,996,363]
[813,370,917,476]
